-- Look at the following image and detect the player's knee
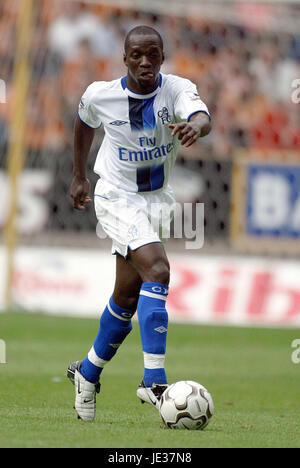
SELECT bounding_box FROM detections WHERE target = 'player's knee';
[145,258,170,285]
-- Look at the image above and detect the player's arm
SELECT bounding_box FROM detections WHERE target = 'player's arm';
[70,115,95,211]
[169,111,211,148]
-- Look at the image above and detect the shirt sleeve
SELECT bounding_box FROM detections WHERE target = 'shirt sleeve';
[78,82,102,129]
[174,79,210,123]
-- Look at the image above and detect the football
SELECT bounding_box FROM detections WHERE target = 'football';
[159,380,214,430]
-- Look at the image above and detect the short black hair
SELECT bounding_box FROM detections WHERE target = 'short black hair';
[124,25,163,54]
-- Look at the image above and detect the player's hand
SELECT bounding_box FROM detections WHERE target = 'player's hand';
[169,122,201,148]
[70,175,92,211]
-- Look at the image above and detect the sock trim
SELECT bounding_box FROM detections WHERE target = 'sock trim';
[107,301,132,321]
[143,351,166,369]
[87,346,108,368]
[139,290,167,302]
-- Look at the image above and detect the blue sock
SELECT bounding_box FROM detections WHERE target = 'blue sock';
[137,282,169,387]
[80,296,134,383]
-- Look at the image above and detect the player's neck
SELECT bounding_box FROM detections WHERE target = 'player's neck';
[125,74,160,95]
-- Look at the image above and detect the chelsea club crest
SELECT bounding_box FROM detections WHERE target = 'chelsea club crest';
[158,107,171,124]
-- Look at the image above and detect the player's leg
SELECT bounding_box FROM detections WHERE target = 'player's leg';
[112,253,143,310]
[68,254,142,420]
[128,242,170,408]
[79,253,142,382]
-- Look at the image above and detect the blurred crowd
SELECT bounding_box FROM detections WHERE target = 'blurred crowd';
[0,0,300,161]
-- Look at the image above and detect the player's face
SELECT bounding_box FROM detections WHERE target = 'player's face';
[124,34,164,94]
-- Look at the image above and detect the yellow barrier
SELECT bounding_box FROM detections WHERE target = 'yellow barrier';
[4,0,34,308]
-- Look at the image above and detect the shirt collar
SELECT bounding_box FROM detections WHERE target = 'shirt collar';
[121,73,162,99]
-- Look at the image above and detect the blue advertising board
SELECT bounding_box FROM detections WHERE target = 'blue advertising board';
[246,164,300,238]
[231,157,300,252]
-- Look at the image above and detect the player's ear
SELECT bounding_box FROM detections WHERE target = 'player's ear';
[123,53,128,67]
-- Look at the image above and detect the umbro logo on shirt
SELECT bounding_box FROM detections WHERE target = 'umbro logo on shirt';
[109,120,128,126]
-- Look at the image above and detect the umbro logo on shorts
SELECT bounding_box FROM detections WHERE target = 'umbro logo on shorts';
[109,120,128,126]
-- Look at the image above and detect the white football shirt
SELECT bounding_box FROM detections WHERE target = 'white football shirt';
[78,73,210,193]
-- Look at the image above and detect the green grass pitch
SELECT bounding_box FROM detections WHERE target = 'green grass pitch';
[0,311,299,448]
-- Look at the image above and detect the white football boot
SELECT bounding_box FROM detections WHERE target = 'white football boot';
[137,380,168,410]
[67,360,100,421]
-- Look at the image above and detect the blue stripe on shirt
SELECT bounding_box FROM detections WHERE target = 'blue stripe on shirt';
[142,96,157,130]
[136,163,165,192]
[128,97,144,131]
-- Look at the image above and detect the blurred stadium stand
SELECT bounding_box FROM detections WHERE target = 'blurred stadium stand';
[0,0,299,253]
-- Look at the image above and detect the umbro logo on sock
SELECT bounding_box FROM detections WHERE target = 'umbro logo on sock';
[154,326,168,334]
[109,343,121,349]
